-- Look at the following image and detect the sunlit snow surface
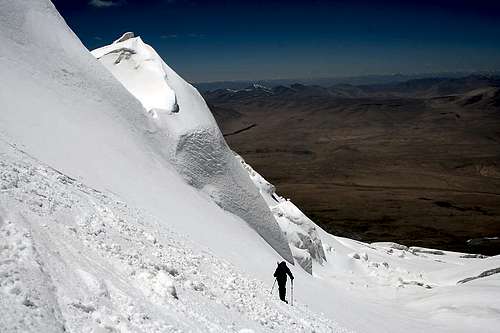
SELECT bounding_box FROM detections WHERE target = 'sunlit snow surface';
[92,32,179,116]
[0,143,345,332]
[237,156,326,274]
[91,31,293,264]
[0,1,499,332]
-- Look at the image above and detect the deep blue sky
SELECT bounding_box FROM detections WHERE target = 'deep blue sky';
[53,0,500,82]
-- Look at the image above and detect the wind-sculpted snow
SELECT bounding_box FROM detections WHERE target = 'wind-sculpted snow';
[0,0,291,263]
[91,35,179,115]
[237,156,326,273]
[174,129,291,248]
[92,34,293,264]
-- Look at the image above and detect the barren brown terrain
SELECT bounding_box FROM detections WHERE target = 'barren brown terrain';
[203,76,500,255]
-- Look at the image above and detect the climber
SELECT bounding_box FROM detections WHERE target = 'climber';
[273,261,294,303]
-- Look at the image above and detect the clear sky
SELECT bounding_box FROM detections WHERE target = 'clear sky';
[53,0,500,83]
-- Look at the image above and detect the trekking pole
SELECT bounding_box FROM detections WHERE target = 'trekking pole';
[270,278,277,294]
[291,280,294,306]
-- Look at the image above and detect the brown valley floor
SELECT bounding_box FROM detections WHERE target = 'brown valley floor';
[204,78,500,255]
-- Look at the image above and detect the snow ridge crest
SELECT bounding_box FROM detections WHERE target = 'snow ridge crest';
[114,31,135,43]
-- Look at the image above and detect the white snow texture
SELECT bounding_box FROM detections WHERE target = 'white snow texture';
[90,30,293,265]
[237,156,326,274]
[0,1,499,332]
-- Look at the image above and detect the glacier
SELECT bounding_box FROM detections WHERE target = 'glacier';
[0,0,499,332]
[90,31,293,265]
[91,34,321,273]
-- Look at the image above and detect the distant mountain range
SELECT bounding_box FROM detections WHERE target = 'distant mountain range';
[202,74,500,100]
[194,72,500,92]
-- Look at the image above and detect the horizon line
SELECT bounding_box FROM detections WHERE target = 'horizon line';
[191,69,500,85]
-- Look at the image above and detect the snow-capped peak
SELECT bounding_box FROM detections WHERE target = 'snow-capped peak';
[92,34,294,265]
[251,83,269,90]
[114,31,135,43]
[92,34,179,116]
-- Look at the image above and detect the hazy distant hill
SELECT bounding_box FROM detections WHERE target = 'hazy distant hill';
[194,72,500,92]
[203,74,500,99]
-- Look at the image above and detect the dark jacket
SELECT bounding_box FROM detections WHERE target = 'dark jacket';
[274,261,294,284]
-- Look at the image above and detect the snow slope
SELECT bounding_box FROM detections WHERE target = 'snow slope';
[239,157,500,332]
[237,156,326,274]
[91,34,322,274]
[90,31,292,264]
[0,142,345,333]
[1,1,499,332]
[0,0,291,265]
